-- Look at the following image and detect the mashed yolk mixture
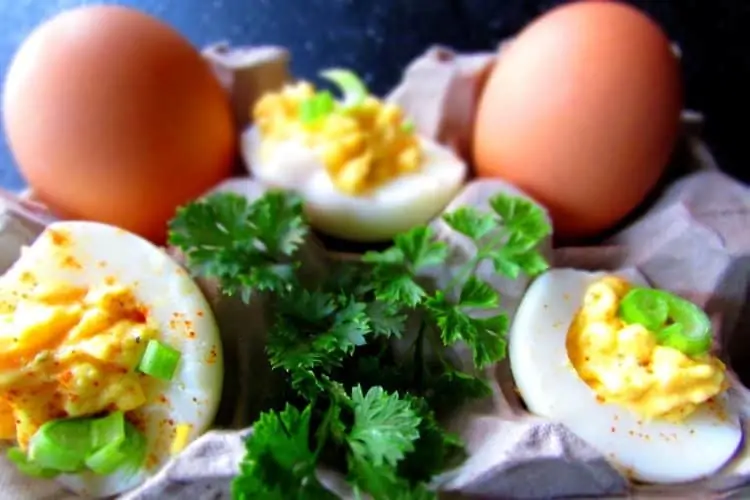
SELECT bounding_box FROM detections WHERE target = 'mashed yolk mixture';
[0,278,156,449]
[254,81,422,195]
[566,276,728,422]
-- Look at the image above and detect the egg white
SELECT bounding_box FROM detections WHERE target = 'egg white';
[508,268,742,484]
[0,221,223,498]
[241,127,467,242]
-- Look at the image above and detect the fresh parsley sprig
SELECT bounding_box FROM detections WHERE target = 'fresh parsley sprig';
[168,191,307,301]
[168,189,551,499]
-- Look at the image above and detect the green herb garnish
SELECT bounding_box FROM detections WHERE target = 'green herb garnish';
[13,412,146,478]
[319,68,369,109]
[619,287,713,356]
[169,189,550,499]
[298,68,370,125]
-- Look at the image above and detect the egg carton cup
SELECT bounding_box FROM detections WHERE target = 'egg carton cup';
[0,45,748,500]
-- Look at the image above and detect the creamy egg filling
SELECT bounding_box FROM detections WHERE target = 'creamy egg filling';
[253,78,422,195]
[566,276,728,422]
[0,277,157,449]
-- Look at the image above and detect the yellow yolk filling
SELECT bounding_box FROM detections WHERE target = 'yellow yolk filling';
[566,276,728,422]
[253,81,422,195]
[0,279,156,449]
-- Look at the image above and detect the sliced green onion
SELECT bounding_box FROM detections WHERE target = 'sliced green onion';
[619,288,669,332]
[618,287,712,356]
[401,119,415,133]
[656,300,713,356]
[138,339,181,381]
[16,412,149,477]
[91,411,126,450]
[299,90,335,125]
[28,418,92,472]
[85,439,128,475]
[7,447,58,478]
[319,68,369,109]
[116,422,148,476]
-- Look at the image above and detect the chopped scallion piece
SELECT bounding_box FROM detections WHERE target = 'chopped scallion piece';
[299,90,335,124]
[7,447,58,478]
[619,287,669,332]
[618,287,712,356]
[28,418,92,472]
[138,339,181,380]
[319,68,368,109]
[656,300,712,356]
[85,439,128,475]
[401,119,415,133]
[116,422,148,476]
[91,411,126,450]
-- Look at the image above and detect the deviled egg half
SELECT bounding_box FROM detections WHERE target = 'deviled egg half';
[0,221,223,497]
[509,269,742,484]
[241,69,467,242]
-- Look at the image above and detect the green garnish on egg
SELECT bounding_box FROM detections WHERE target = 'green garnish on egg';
[11,411,147,478]
[618,287,712,356]
[298,68,371,125]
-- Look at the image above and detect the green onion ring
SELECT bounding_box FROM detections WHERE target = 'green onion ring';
[618,287,712,356]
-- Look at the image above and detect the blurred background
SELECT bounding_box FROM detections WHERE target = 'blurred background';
[1,0,748,189]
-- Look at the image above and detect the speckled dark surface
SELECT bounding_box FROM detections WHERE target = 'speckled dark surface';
[1,0,748,190]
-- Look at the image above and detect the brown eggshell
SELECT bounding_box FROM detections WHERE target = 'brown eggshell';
[2,5,236,244]
[473,1,683,240]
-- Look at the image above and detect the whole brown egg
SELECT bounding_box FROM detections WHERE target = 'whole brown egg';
[2,5,235,243]
[473,1,683,240]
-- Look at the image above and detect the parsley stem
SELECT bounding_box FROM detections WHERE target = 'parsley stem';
[426,328,449,368]
[313,401,336,461]
[414,320,426,390]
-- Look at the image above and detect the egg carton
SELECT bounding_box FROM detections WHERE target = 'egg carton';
[0,44,749,500]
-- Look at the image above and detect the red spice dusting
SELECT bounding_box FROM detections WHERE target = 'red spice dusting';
[158,395,169,404]
[206,346,218,364]
[196,311,204,317]
[126,412,147,432]
[187,330,196,339]
[167,419,174,426]
[104,276,116,285]
[62,255,82,269]
[48,229,70,247]
[124,307,147,324]
[610,426,616,433]
[58,371,73,386]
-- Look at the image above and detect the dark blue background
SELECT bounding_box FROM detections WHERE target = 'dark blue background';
[1,0,748,190]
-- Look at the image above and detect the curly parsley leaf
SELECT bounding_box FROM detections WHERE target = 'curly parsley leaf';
[489,194,550,242]
[397,397,465,484]
[231,404,334,500]
[426,287,508,368]
[366,301,408,339]
[441,206,496,241]
[349,457,437,500]
[442,194,551,281]
[168,191,307,301]
[424,369,493,417]
[347,386,421,469]
[267,291,370,398]
[363,226,448,308]
[459,276,500,308]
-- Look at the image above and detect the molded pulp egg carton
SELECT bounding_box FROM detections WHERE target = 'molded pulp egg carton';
[0,44,748,500]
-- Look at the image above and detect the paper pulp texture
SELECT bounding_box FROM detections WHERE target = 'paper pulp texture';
[0,46,748,499]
